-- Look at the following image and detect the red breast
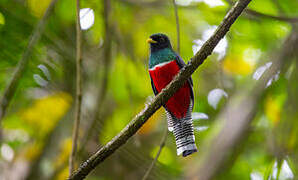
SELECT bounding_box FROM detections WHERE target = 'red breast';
[149,60,191,119]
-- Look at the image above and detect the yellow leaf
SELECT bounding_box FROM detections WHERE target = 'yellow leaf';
[0,12,5,25]
[264,94,285,125]
[21,92,72,138]
[223,55,254,75]
[24,142,42,161]
[55,166,69,180]
[53,138,72,169]
[27,0,52,17]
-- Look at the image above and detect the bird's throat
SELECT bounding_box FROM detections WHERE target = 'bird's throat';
[149,48,176,69]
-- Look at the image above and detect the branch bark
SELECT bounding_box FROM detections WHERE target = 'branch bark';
[192,26,298,180]
[0,0,58,137]
[69,0,83,174]
[68,0,252,179]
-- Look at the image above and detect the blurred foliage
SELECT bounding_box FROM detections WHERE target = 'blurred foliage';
[0,0,298,179]
[223,55,255,75]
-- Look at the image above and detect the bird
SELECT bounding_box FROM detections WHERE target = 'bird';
[147,33,197,157]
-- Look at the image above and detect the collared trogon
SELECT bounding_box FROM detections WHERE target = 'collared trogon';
[147,33,197,157]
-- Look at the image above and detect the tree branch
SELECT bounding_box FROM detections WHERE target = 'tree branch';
[192,26,298,180]
[69,0,83,174]
[68,0,251,179]
[0,0,58,137]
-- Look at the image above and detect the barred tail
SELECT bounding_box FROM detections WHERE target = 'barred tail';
[166,110,174,132]
[173,121,197,157]
[166,101,197,156]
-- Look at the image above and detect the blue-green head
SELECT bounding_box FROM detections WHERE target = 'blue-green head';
[147,33,176,68]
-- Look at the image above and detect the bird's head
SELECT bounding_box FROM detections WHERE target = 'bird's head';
[147,33,172,52]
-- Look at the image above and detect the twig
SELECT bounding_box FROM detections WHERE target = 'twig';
[245,9,298,23]
[172,0,180,53]
[192,27,298,180]
[142,127,168,180]
[227,0,298,23]
[0,0,58,136]
[78,0,112,160]
[68,0,251,179]
[102,0,112,98]
[69,0,83,174]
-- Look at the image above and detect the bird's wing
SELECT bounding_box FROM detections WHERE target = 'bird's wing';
[175,54,194,103]
[149,74,158,96]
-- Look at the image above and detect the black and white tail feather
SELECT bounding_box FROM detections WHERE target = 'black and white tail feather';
[166,101,197,157]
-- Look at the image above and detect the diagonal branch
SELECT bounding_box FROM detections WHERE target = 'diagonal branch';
[69,0,83,174]
[68,0,252,179]
[0,0,58,134]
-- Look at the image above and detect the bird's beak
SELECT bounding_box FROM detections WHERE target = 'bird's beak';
[146,38,157,44]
